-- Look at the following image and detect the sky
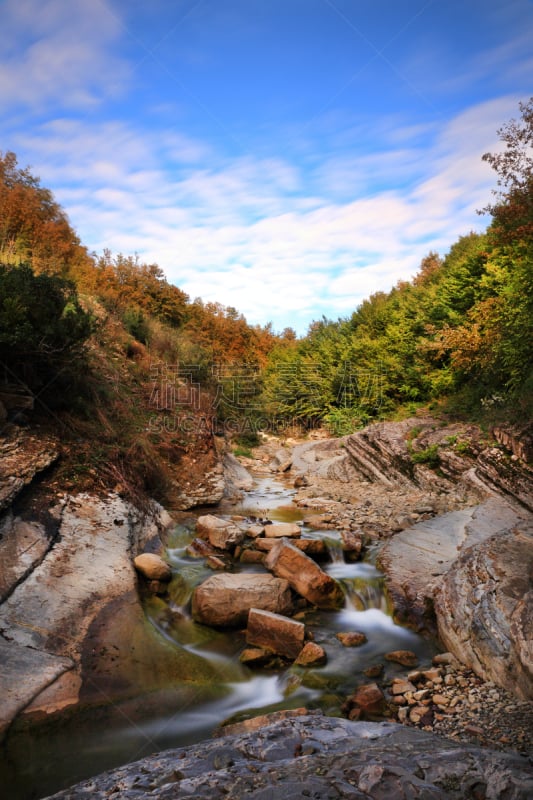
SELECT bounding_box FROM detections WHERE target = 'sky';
[1,0,532,334]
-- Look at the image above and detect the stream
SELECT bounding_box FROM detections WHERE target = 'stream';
[2,474,437,799]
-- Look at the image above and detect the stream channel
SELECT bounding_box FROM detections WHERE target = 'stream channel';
[3,474,437,799]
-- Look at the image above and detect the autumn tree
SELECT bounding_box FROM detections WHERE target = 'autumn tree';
[0,151,91,277]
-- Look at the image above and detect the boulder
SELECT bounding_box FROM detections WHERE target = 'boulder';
[434,526,533,700]
[191,573,293,628]
[196,514,245,551]
[265,538,344,609]
[133,553,172,582]
[246,608,304,659]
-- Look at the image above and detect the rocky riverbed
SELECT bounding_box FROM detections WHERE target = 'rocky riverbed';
[1,415,532,799]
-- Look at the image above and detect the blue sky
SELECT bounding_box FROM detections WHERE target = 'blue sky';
[1,0,532,334]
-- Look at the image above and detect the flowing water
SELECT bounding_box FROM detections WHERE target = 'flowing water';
[2,474,437,799]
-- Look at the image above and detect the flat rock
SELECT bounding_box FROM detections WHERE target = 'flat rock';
[44,716,533,799]
[263,522,301,538]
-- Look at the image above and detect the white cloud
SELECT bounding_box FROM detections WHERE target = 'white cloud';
[0,0,128,111]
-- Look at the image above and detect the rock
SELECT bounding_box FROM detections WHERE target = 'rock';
[41,715,533,800]
[264,538,344,610]
[223,453,253,497]
[133,553,172,581]
[239,647,275,666]
[191,573,293,628]
[385,650,419,667]
[475,447,533,510]
[239,549,265,564]
[339,529,363,556]
[277,459,292,473]
[0,429,60,512]
[0,639,74,741]
[364,664,384,678]
[492,423,533,463]
[245,524,265,538]
[206,555,226,570]
[378,497,528,632]
[291,438,360,482]
[263,522,301,538]
[0,511,52,602]
[345,683,387,720]
[255,537,327,557]
[336,631,367,647]
[391,679,416,695]
[186,537,216,558]
[434,525,533,700]
[294,641,327,667]
[217,708,314,738]
[246,608,305,659]
[196,514,245,551]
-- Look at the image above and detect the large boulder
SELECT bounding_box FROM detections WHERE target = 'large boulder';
[265,538,344,609]
[44,715,533,800]
[196,514,245,551]
[191,573,293,628]
[246,608,304,659]
[434,526,533,700]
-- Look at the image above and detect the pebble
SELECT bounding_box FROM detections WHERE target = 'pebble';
[387,654,533,757]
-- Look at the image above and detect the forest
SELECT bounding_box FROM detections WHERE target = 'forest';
[0,99,531,498]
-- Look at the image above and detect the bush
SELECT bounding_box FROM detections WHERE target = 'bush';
[410,444,441,468]
[0,263,93,402]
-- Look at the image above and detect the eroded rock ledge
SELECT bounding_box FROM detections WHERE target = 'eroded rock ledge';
[0,492,219,742]
[44,713,533,800]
